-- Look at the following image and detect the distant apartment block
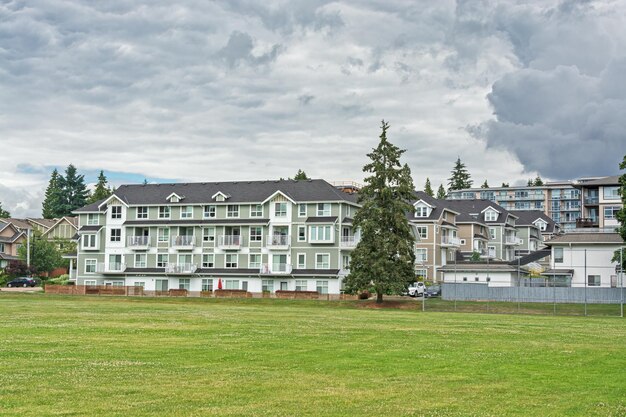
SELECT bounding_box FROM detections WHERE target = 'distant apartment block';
[574,176,623,230]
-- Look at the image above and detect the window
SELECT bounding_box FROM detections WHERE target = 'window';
[0,243,4,253]
[262,280,274,292]
[604,186,620,200]
[110,229,121,242]
[201,254,214,268]
[488,246,496,258]
[604,206,621,220]
[460,239,466,245]
[108,255,122,270]
[315,254,330,269]
[415,248,427,262]
[227,205,239,218]
[587,275,601,287]
[204,205,216,218]
[415,205,429,217]
[225,254,238,268]
[82,234,97,249]
[85,259,96,274]
[84,280,97,286]
[87,214,99,225]
[475,277,479,282]
[249,227,262,242]
[275,202,287,217]
[342,255,351,270]
[159,206,171,219]
[224,280,239,290]
[484,210,497,222]
[316,280,328,294]
[416,226,427,239]
[158,228,170,243]
[489,228,496,240]
[179,278,190,290]
[155,279,169,292]
[203,227,215,242]
[462,277,468,282]
[135,254,146,268]
[247,204,262,217]
[309,225,333,242]
[296,280,307,291]
[297,253,306,269]
[554,247,564,263]
[137,207,148,219]
[298,204,307,217]
[317,203,331,216]
[178,254,192,266]
[345,205,352,217]
[298,226,306,242]
[157,254,169,268]
[249,254,261,269]
[415,269,427,279]
[134,282,145,288]
[111,206,122,219]
[202,279,213,291]
[180,206,193,219]
[486,277,491,282]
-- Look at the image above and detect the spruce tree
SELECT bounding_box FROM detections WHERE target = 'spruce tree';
[501,182,510,188]
[533,176,544,186]
[344,121,416,304]
[527,179,533,187]
[436,184,447,199]
[59,164,89,217]
[88,170,112,204]
[481,180,489,188]
[447,157,473,191]
[0,202,10,218]
[424,178,434,197]
[293,169,309,180]
[42,169,64,219]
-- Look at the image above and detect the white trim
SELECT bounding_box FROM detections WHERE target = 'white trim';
[166,192,185,202]
[297,253,306,269]
[98,195,129,209]
[480,206,501,214]
[261,190,296,205]
[211,191,231,201]
[84,258,97,274]
[41,216,78,237]
[248,253,262,269]
[315,252,331,269]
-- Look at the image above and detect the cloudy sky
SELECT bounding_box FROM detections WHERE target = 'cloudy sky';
[1,0,625,217]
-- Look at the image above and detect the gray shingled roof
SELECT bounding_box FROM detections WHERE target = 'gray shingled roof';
[75,180,357,211]
[441,199,514,225]
[409,191,450,222]
[575,175,620,187]
[544,233,624,245]
[509,210,557,232]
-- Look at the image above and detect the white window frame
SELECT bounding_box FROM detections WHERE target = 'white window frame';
[249,254,262,269]
[110,228,121,242]
[158,206,171,219]
[177,253,192,266]
[110,206,122,219]
[136,206,148,219]
[227,205,239,218]
[85,259,97,274]
[317,203,331,216]
[274,202,287,217]
[157,254,169,268]
[295,280,307,291]
[84,280,97,286]
[415,268,427,279]
[587,275,601,287]
[297,253,306,269]
[202,279,213,291]
[298,204,307,217]
[262,279,274,292]
[82,234,98,249]
[180,206,193,219]
[203,205,216,219]
[224,280,239,290]
[135,253,147,268]
[87,214,99,225]
[315,253,330,269]
[415,248,427,262]
[485,210,497,222]
[554,247,564,263]
[414,205,429,217]
[298,226,306,242]
[250,204,263,217]
[178,278,190,290]
[202,253,214,268]
[309,225,333,243]
[203,227,215,242]
[225,254,238,268]
[489,227,496,240]
[157,228,170,243]
[316,280,329,294]
[416,226,428,239]
[249,226,262,242]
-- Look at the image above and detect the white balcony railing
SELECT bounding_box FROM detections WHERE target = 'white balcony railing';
[266,235,290,248]
[165,263,197,274]
[171,235,195,248]
[505,236,523,245]
[127,236,150,248]
[340,236,360,248]
[96,263,127,273]
[260,263,292,274]
[218,235,242,249]
[441,236,461,246]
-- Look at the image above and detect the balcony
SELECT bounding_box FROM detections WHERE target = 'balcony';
[218,235,242,250]
[266,235,290,250]
[340,235,360,249]
[165,263,197,274]
[504,236,523,246]
[259,263,292,274]
[171,235,195,250]
[441,236,461,246]
[127,236,150,250]
[576,218,599,228]
[96,263,127,273]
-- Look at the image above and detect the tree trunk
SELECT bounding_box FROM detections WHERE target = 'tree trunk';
[376,291,383,304]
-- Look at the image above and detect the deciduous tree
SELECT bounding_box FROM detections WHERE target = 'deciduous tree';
[0,202,9,218]
[344,121,416,303]
[18,232,63,276]
[611,155,626,270]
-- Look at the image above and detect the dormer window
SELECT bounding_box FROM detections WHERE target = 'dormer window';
[484,210,497,222]
[534,220,547,231]
[415,206,428,217]
[212,191,230,202]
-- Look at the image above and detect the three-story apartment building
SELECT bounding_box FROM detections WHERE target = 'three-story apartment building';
[73,180,360,295]
[574,176,623,230]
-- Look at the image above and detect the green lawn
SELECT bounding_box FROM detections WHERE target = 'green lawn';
[1,293,625,416]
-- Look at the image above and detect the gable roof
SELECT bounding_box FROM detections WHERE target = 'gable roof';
[42,216,79,237]
[574,175,620,187]
[441,199,514,225]
[544,233,623,245]
[509,210,557,232]
[76,180,357,210]
[27,218,58,229]
[0,218,33,231]
[409,191,448,222]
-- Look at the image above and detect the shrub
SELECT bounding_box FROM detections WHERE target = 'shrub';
[47,275,70,286]
[358,291,371,300]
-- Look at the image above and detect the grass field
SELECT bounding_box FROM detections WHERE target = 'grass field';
[1,293,625,416]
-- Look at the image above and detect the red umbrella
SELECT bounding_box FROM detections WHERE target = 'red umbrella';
[218,278,223,290]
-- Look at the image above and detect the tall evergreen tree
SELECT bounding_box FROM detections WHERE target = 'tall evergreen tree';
[59,164,89,217]
[436,184,447,199]
[42,168,64,219]
[0,202,10,218]
[501,182,510,188]
[533,176,544,186]
[88,171,112,204]
[611,155,626,270]
[481,180,489,188]
[344,121,416,304]
[447,157,473,191]
[527,179,533,186]
[293,169,309,180]
[424,178,434,197]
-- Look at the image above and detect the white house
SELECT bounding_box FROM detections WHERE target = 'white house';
[544,232,624,288]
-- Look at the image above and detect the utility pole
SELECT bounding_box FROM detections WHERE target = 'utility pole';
[26,228,31,267]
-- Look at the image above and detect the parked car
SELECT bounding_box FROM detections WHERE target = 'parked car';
[407,282,425,297]
[6,277,38,288]
[425,285,441,298]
